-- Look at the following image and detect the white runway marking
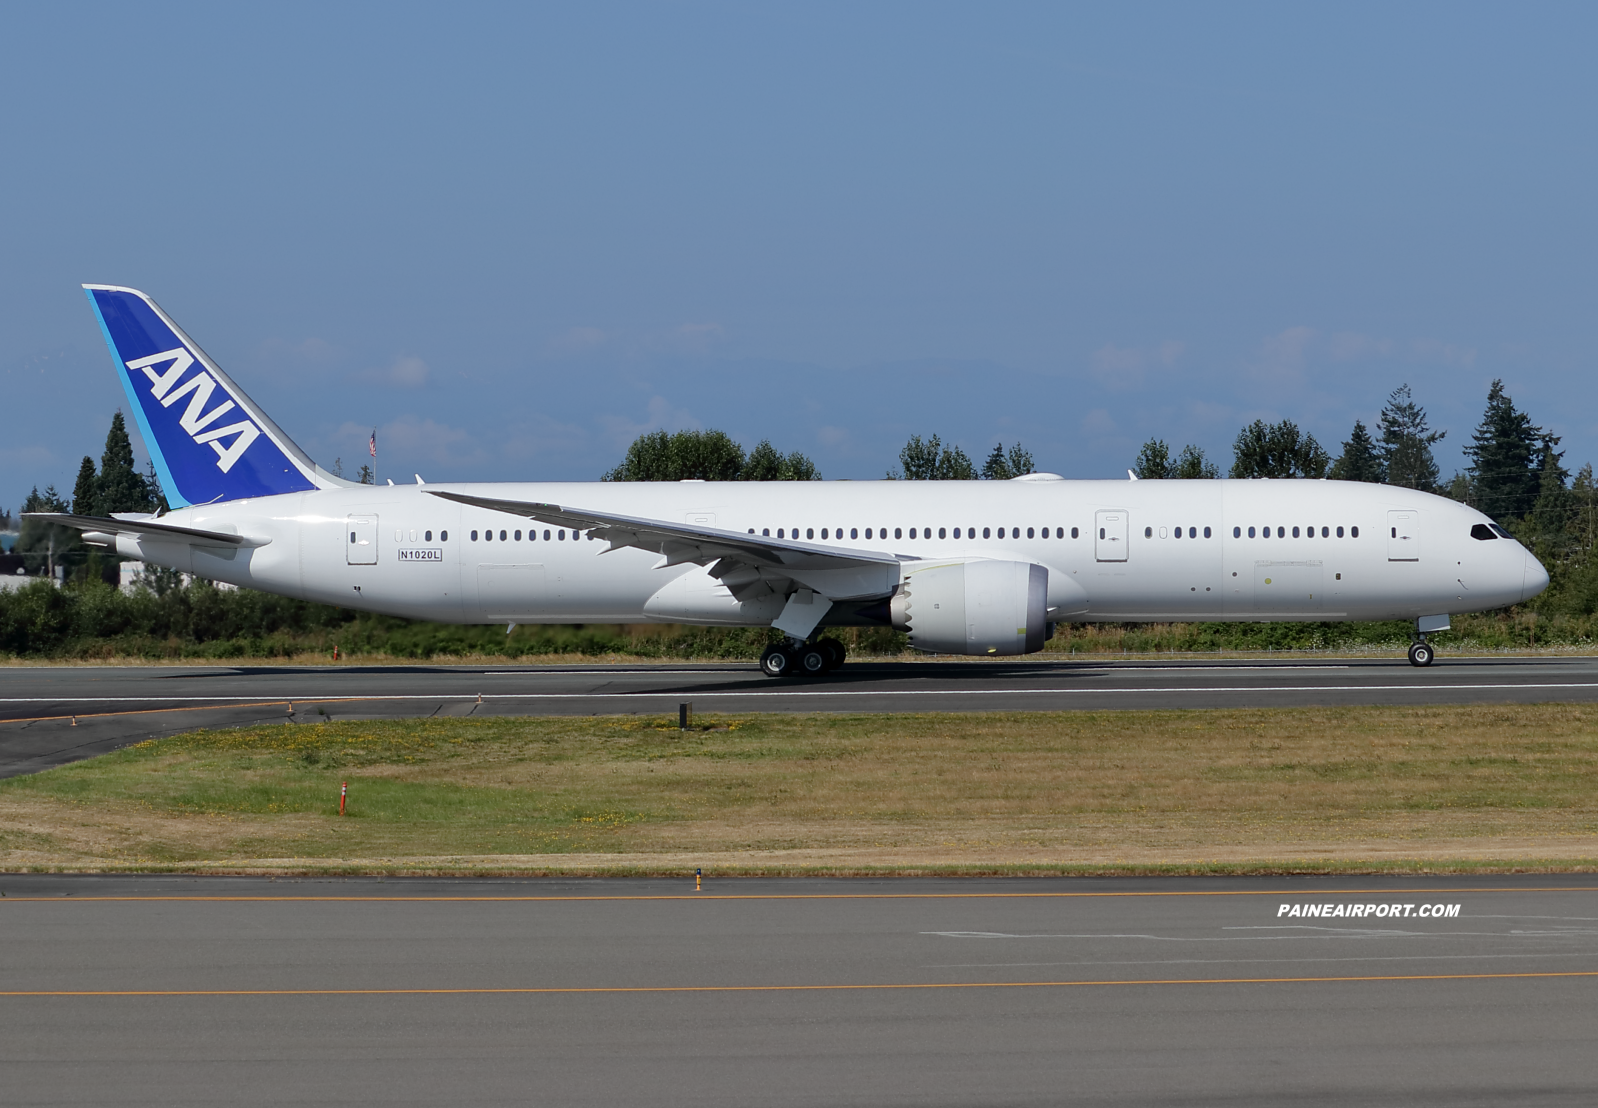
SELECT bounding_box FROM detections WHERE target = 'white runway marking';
[4,680,1598,705]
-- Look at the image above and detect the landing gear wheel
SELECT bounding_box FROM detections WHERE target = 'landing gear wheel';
[796,644,829,677]
[760,644,794,678]
[1408,642,1434,667]
[818,639,846,672]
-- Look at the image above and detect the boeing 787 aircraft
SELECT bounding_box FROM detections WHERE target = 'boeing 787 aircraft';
[29,286,1548,675]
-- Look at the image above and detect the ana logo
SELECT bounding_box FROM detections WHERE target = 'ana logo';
[125,348,262,473]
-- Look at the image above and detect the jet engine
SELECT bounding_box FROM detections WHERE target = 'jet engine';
[889,559,1049,656]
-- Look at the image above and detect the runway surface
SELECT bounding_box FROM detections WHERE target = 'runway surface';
[4,654,1598,777]
[3,873,1596,1106]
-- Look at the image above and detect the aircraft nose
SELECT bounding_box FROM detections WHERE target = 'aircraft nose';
[1523,550,1551,602]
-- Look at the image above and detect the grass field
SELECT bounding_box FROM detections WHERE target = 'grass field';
[4,705,1598,875]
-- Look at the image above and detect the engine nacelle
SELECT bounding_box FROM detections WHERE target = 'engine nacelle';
[890,559,1049,656]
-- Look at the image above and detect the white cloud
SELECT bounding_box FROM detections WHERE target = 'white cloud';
[1089,340,1184,389]
[597,395,702,448]
[355,356,430,389]
[1409,338,1477,367]
[551,326,607,355]
[1080,408,1118,435]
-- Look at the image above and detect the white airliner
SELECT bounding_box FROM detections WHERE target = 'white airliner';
[30,286,1548,675]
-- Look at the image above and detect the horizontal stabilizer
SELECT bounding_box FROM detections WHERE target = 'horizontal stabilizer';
[23,513,255,548]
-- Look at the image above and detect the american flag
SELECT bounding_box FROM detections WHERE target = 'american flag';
[369,430,377,458]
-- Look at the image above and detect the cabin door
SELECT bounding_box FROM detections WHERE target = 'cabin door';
[1095,510,1128,562]
[1387,510,1419,561]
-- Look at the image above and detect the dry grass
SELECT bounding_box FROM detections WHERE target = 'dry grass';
[4,705,1598,874]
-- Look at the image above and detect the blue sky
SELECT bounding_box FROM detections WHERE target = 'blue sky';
[3,2,1596,506]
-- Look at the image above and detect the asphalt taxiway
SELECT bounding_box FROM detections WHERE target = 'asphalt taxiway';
[3,873,1596,1106]
[3,654,1597,777]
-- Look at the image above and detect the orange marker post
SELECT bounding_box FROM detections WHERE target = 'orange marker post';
[339,781,347,816]
[695,867,702,892]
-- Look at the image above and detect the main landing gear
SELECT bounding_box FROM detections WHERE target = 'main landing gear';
[1407,640,1435,667]
[760,637,845,679]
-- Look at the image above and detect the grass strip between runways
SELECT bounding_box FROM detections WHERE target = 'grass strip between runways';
[4,705,1598,874]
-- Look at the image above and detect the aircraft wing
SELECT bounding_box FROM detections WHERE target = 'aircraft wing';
[22,513,252,548]
[423,489,902,602]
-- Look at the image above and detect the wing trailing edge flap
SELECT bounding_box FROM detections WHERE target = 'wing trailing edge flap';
[423,490,901,601]
[21,513,258,548]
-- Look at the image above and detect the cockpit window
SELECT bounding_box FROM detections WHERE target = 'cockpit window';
[1491,524,1513,539]
[1470,523,1497,541]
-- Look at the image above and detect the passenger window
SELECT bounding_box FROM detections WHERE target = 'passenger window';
[1202,527,1210,538]
[938,527,947,538]
[806,528,814,539]
[1292,526,1300,538]
[1144,526,1153,538]
[471,530,479,541]
[425,530,432,542]
[865,528,872,539]
[1351,526,1360,538]
[1234,526,1241,538]
[441,530,448,541]
[1277,526,1285,538]
[514,530,522,541]
[1173,526,1181,539]
[763,528,770,536]
[558,530,566,540]
[1026,527,1034,538]
[895,528,903,539]
[983,527,991,539]
[1336,526,1344,537]
[910,528,918,539]
[851,528,858,539]
[1189,527,1197,538]
[500,530,507,541]
[1321,526,1328,537]
[777,529,784,538]
[821,528,829,540]
[953,527,961,538]
[1471,523,1497,540]
[1247,526,1256,538]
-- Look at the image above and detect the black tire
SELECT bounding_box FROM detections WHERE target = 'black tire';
[760,645,793,678]
[818,639,846,671]
[797,645,829,677]
[1408,642,1434,667]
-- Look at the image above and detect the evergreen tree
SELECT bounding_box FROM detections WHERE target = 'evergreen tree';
[356,464,375,485]
[1527,434,1571,557]
[1328,420,1385,483]
[981,442,1035,480]
[1230,420,1329,479]
[1133,439,1171,479]
[892,434,976,480]
[1465,379,1542,521]
[72,456,98,515]
[1377,384,1444,491]
[17,485,73,577]
[96,411,153,514]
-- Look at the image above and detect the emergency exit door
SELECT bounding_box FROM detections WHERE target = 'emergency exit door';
[347,515,378,564]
